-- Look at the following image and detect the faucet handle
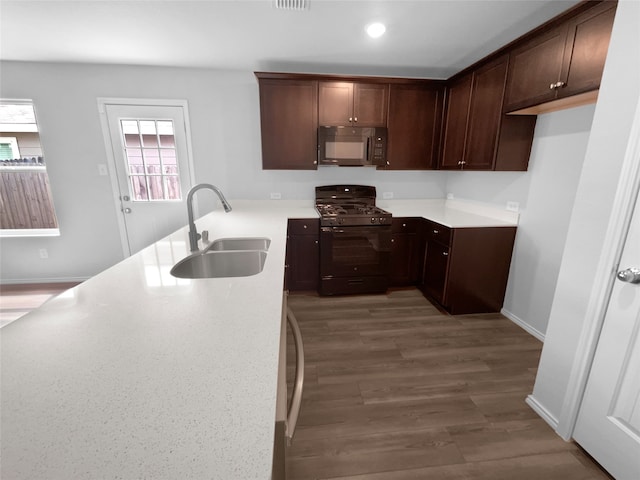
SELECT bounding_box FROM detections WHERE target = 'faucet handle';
[201,230,209,244]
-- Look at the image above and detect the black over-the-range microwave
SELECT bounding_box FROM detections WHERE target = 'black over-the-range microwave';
[317,126,387,167]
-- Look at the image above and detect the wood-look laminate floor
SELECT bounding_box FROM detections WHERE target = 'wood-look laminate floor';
[286,288,612,480]
[0,282,79,327]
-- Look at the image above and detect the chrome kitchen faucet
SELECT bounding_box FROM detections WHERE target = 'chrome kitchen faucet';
[186,183,232,251]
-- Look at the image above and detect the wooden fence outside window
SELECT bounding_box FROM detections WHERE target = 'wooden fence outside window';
[0,167,58,229]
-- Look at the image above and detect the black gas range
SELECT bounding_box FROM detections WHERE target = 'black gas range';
[315,185,392,295]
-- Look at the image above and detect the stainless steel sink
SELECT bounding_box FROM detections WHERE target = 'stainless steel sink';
[170,250,267,279]
[206,237,271,252]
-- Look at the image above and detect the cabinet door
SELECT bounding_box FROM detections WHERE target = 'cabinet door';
[258,79,318,169]
[390,218,421,285]
[385,84,443,170]
[286,219,320,292]
[353,83,388,127]
[560,2,616,98]
[422,240,450,306]
[287,234,319,291]
[464,56,508,170]
[440,74,472,169]
[504,25,568,112]
[318,82,353,126]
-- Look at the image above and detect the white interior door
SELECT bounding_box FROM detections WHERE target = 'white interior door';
[573,187,640,479]
[101,102,194,255]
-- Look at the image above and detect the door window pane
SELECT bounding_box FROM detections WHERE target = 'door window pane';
[130,175,149,201]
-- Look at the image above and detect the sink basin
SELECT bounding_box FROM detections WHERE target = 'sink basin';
[170,250,267,279]
[206,237,271,252]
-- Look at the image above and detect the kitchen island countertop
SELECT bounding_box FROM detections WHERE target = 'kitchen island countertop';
[0,198,516,479]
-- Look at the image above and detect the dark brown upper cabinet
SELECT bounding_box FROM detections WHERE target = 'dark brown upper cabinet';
[504,1,616,114]
[318,82,388,127]
[440,55,537,171]
[256,75,318,170]
[384,83,444,170]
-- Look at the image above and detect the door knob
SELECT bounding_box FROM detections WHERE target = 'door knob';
[616,267,640,284]
[122,207,132,214]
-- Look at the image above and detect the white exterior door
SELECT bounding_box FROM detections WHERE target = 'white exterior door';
[574,187,640,479]
[101,102,194,255]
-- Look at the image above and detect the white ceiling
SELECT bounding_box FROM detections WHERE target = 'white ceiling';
[0,0,580,79]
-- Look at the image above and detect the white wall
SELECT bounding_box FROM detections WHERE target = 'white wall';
[0,62,445,283]
[0,57,600,352]
[529,0,640,427]
[446,105,596,338]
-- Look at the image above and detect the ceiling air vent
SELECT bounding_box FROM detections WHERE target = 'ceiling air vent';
[273,0,309,10]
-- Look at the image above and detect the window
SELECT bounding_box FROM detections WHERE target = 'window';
[120,119,181,201]
[0,137,20,160]
[0,100,59,235]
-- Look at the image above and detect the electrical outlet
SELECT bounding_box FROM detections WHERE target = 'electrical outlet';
[382,191,393,199]
[506,201,520,212]
[446,192,454,200]
[39,248,48,259]
[270,192,282,200]
[98,164,108,176]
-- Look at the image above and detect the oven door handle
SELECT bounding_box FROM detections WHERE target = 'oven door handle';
[321,227,346,234]
[286,306,304,445]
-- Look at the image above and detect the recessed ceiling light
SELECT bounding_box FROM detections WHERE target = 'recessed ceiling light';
[366,22,386,38]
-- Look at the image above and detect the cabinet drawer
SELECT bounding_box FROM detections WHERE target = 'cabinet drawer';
[391,217,421,233]
[288,218,320,235]
[426,221,451,245]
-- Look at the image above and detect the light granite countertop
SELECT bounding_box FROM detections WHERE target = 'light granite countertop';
[0,198,516,479]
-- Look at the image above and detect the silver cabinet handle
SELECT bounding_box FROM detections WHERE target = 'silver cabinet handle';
[433,229,439,234]
[286,306,304,445]
[443,251,449,256]
[349,117,353,123]
[122,207,132,214]
[354,117,358,122]
[617,267,640,284]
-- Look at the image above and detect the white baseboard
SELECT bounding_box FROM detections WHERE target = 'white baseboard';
[501,308,545,342]
[526,394,559,431]
[1,276,89,285]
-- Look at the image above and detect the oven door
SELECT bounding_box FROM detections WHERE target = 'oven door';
[320,226,391,278]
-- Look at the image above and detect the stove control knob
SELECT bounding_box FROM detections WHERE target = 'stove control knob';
[338,218,344,225]
[371,217,376,224]
[379,217,384,223]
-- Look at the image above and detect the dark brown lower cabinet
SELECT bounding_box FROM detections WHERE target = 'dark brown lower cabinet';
[390,218,423,286]
[422,238,450,305]
[286,219,319,291]
[420,221,517,315]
